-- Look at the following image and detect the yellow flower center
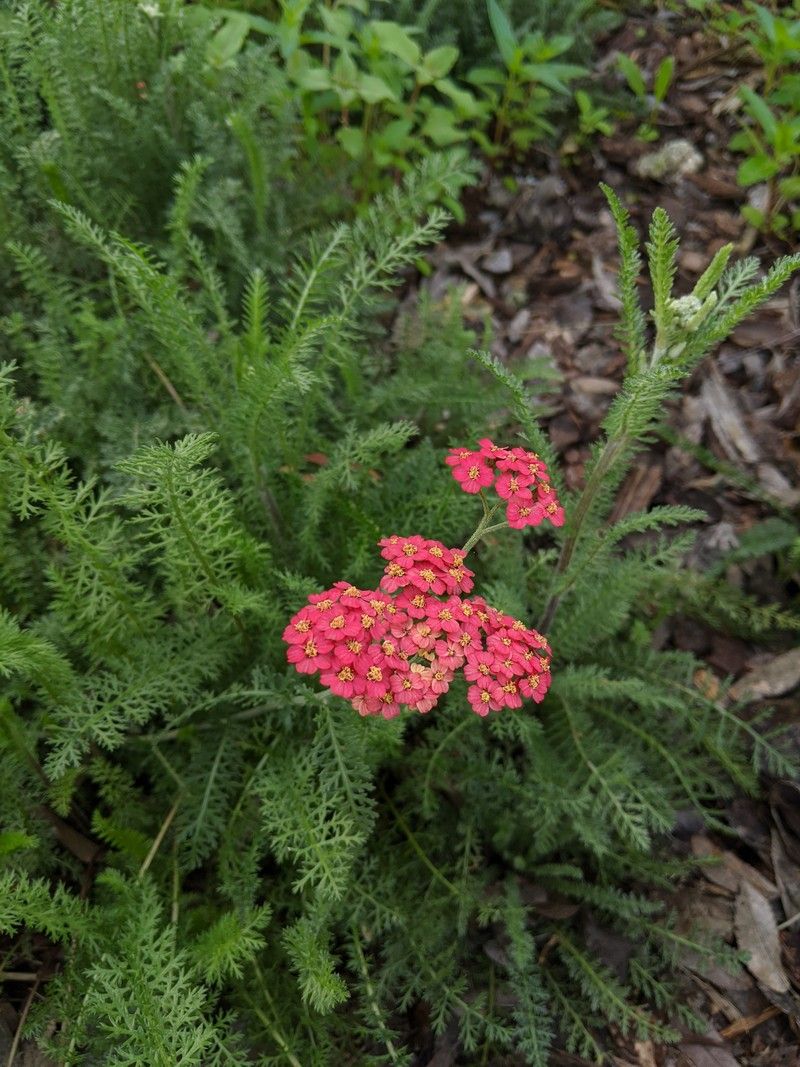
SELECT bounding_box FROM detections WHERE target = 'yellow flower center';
[419,568,436,582]
[430,546,443,557]
[329,615,345,629]
[367,666,383,682]
[338,666,354,682]
[304,640,317,657]
[468,465,480,478]
[295,619,310,632]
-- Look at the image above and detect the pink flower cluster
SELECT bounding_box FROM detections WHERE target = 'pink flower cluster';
[447,438,564,529]
[283,534,552,720]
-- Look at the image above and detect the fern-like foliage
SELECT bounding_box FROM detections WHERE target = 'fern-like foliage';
[1,4,798,1060]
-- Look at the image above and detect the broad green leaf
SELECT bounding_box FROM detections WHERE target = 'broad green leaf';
[420,106,468,146]
[487,0,517,68]
[357,73,396,104]
[617,53,646,97]
[653,56,674,103]
[418,45,459,84]
[206,12,250,68]
[521,62,586,94]
[778,175,800,199]
[466,65,506,87]
[295,65,332,92]
[435,77,485,118]
[336,125,365,159]
[741,203,766,228]
[740,86,778,141]
[737,153,779,185]
[319,6,353,40]
[371,21,420,67]
[376,117,413,150]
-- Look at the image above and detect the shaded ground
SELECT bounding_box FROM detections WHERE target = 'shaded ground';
[412,7,800,1066]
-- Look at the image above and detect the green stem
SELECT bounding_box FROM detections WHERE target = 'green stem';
[538,438,625,632]
[461,501,505,555]
[381,787,460,898]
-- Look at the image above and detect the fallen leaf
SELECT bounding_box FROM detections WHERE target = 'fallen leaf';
[771,829,800,921]
[734,881,790,993]
[691,835,778,898]
[729,648,800,703]
[680,1025,741,1067]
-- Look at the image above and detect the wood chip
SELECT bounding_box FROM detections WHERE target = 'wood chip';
[734,881,790,994]
[701,368,761,465]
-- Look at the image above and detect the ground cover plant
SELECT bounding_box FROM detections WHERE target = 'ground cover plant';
[2,1,800,1064]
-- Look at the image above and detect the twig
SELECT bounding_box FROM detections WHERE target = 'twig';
[138,797,180,878]
[720,1004,781,1039]
[5,972,41,1067]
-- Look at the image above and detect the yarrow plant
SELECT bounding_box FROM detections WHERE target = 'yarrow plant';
[283,440,557,719]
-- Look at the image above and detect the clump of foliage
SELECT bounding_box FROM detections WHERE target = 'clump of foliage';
[722,1,800,234]
[254,0,591,193]
[615,50,675,141]
[2,79,800,1057]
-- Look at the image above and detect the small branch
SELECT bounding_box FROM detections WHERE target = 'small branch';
[138,797,180,879]
[5,972,41,1067]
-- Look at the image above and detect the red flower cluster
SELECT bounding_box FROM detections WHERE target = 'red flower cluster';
[283,534,552,720]
[447,438,564,529]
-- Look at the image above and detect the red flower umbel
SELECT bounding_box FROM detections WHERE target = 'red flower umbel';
[448,439,564,529]
[283,536,552,720]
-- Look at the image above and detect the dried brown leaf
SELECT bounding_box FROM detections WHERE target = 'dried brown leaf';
[734,881,790,993]
[729,648,800,703]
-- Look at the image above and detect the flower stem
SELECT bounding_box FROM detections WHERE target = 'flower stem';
[538,438,624,632]
[462,502,506,556]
